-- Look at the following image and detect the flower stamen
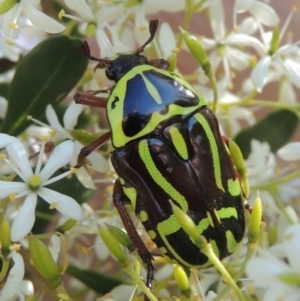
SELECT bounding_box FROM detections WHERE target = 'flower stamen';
[49,202,59,209]
[29,174,41,190]
[9,193,15,202]
[9,22,18,29]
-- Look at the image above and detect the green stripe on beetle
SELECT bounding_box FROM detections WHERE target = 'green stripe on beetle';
[194,113,225,192]
[169,126,189,160]
[138,139,189,212]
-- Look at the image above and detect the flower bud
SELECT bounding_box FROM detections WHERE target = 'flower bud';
[167,53,177,72]
[0,218,11,256]
[29,236,61,288]
[107,224,135,252]
[269,27,280,55]
[99,227,129,266]
[173,264,190,296]
[70,129,96,146]
[180,28,211,75]
[248,193,262,243]
[86,23,96,37]
[170,200,199,242]
[56,219,77,233]
[0,0,17,14]
[227,139,249,198]
[278,272,300,286]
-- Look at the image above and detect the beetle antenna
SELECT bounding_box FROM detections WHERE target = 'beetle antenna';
[136,19,158,55]
[78,41,112,68]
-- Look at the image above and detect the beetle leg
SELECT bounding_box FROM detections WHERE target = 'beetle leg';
[113,179,155,299]
[76,131,111,167]
[74,91,107,108]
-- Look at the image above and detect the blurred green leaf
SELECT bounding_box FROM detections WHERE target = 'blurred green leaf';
[0,83,9,99]
[1,35,88,136]
[67,265,125,294]
[235,109,299,158]
[0,58,17,74]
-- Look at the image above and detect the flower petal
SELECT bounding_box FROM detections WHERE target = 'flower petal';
[280,58,300,89]
[144,0,185,13]
[39,140,74,182]
[158,22,176,59]
[49,234,62,263]
[239,17,258,35]
[96,27,116,57]
[0,133,16,148]
[64,0,94,21]
[284,224,300,271]
[0,181,28,199]
[277,142,300,161]
[235,0,253,13]
[208,1,225,40]
[63,102,85,131]
[6,139,33,181]
[75,168,96,189]
[246,249,289,283]
[38,187,83,221]
[20,280,34,296]
[227,47,251,71]
[226,33,265,56]
[0,252,25,301]
[45,105,71,139]
[249,0,279,27]
[251,56,272,92]
[23,0,65,33]
[87,150,111,173]
[11,192,37,242]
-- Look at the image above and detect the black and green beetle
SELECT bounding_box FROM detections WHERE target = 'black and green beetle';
[75,19,246,297]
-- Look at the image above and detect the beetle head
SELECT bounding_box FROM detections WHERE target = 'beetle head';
[78,19,169,82]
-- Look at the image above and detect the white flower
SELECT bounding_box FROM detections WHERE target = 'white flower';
[247,224,300,301]
[0,252,27,301]
[277,142,300,161]
[0,34,19,61]
[106,0,185,44]
[29,104,111,189]
[282,223,300,270]
[62,0,130,56]
[63,0,185,57]
[28,103,83,140]
[1,0,65,43]
[0,136,83,241]
[157,22,176,59]
[250,8,300,92]
[95,23,131,58]
[246,139,276,186]
[234,0,279,27]
[48,233,62,263]
[198,1,262,86]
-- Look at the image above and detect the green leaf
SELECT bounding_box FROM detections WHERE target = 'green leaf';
[1,35,88,136]
[235,109,299,158]
[0,58,17,74]
[67,265,125,294]
[0,83,9,99]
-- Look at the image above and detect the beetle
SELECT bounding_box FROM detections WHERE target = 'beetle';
[74,19,246,299]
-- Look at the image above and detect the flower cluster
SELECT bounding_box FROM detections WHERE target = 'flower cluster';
[0,1,300,301]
